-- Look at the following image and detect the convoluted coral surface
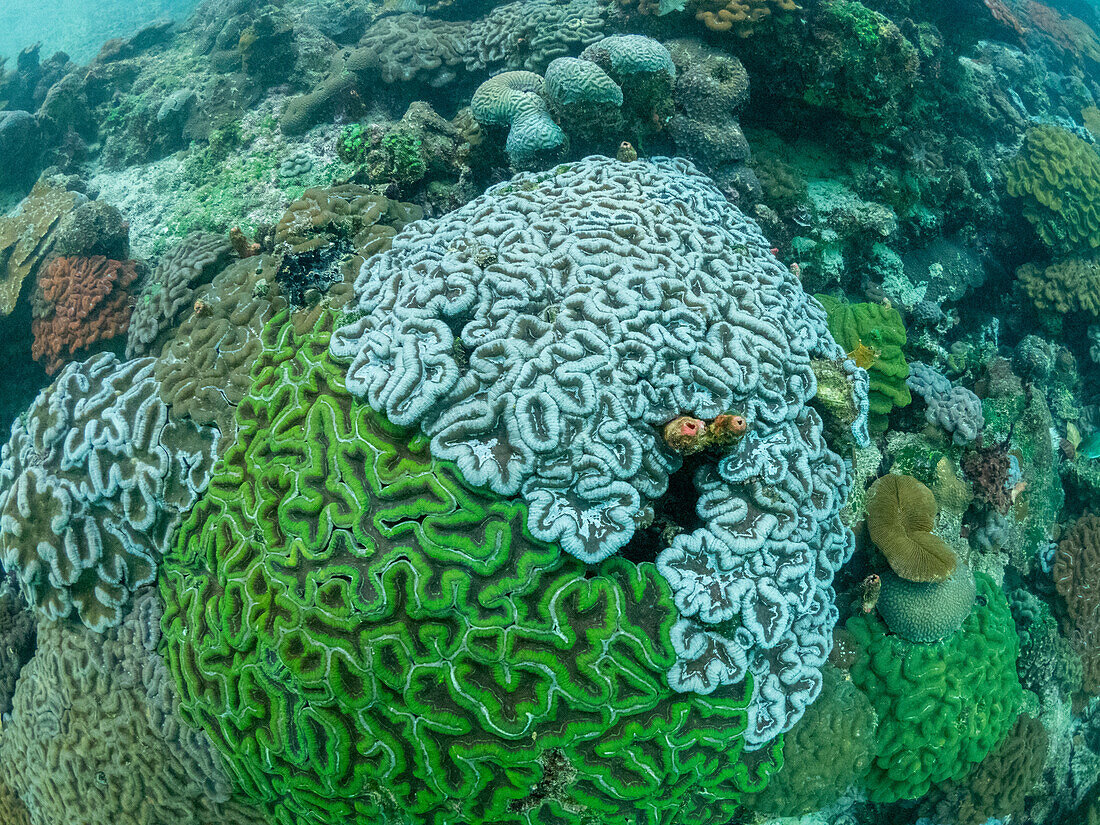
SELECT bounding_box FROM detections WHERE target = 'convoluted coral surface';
[0,354,218,631]
[160,310,779,825]
[332,156,865,746]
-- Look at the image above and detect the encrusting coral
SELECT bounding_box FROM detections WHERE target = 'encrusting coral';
[159,308,780,825]
[865,474,958,582]
[30,255,139,374]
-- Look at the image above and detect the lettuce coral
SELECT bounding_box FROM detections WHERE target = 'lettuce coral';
[30,255,139,374]
[1005,124,1100,256]
[0,354,218,631]
[848,572,1023,803]
[332,157,867,746]
[159,310,778,825]
[1017,255,1100,317]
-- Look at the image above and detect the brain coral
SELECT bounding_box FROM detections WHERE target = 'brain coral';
[154,256,287,447]
[1006,124,1100,255]
[470,71,567,169]
[30,255,139,374]
[1052,512,1100,693]
[907,362,984,445]
[332,156,866,747]
[0,590,271,825]
[126,232,234,358]
[848,572,1023,803]
[876,563,976,643]
[816,295,910,432]
[743,664,877,817]
[0,353,218,631]
[160,310,780,825]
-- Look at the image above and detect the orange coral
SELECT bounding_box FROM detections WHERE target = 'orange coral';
[616,0,797,36]
[31,256,139,374]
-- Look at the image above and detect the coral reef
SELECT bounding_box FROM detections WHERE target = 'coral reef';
[126,232,234,358]
[160,309,779,825]
[0,354,218,631]
[332,156,866,746]
[848,572,1023,802]
[471,71,566,169]
[30,255,138,374]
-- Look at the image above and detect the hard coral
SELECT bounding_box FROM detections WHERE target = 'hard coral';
[1053,512,1100,694]
[30,255,139,374]
[1006,124,1100,256]
[160,309,778,825]
[866,474,957,582]
[962,439,1017,513]
[848,572,1023,803]
[1018,255,1100,317]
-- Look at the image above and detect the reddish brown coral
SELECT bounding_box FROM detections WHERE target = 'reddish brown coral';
[962,440,1016,514]
[31,256,139,374]
[1053,513,1100,694]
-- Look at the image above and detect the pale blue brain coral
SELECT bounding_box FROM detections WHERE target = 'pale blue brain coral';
[580,33,676,78]
[0,354,218,632]
[544,56,623,107]
[331,155,868,749]
[907,361,984,445]
[470,71,566,169]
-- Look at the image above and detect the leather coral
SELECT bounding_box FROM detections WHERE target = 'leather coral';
[31,255,139,374]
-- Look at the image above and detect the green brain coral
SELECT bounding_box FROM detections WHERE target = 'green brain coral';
[848,572,1023,803]
[159,310,777,825]
[816,294,910,433]
[1006,124,1100,256]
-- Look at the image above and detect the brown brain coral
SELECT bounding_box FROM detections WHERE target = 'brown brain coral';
[1053,512,1100,693]
[0,590,271,825]
[31,256,139,374]
[866,474,957,582]
[617,0,797,36]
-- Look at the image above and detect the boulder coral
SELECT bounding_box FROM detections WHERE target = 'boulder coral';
[0,354,218,631]
[332,156,868,747]
[159,309,780,825]
[30,255,139,374]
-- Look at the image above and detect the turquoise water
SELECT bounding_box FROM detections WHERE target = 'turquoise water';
[1,0,1100,824]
